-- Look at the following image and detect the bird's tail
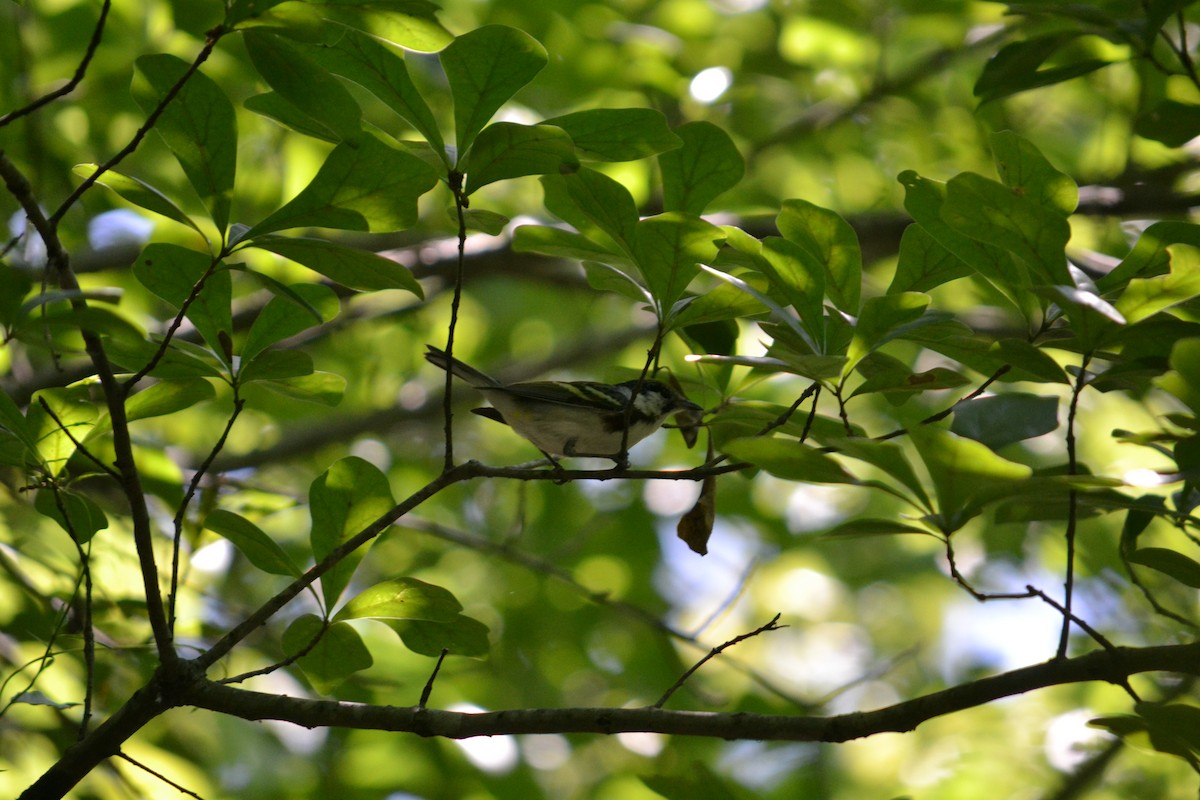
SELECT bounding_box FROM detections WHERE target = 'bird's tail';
[424,345,500,387]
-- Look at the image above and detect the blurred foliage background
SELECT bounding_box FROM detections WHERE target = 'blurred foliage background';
[2,0,1199,798]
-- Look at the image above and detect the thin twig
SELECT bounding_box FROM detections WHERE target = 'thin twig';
[875,364,1011,443]
[169,395,246,634]
[439,173,469,470]
[418,649,449,709]
[653,613,786,708]
[115,752,206,800]
[0,0,112,128]
[1058,354,1091,658]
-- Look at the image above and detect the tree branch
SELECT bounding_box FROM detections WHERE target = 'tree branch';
[182,640,1200,741]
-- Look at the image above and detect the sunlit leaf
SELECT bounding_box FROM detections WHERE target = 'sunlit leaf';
[723,436,856,483]
[659,121,744,216]
[440,25,547,155]
[543,108,682,161]
[989,130,1078,215]
[334,576,462,622]
[464,122,578,192]
[34,488,108,542]
[777,199,862,313]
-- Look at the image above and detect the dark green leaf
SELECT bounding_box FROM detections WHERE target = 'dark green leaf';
[252,236,423,295]
[943,172,1072,286]
[659,121,744,215]
[633,213,723,315]
[238,349,316,383]
[1128,547,1200,588]
[243,29,362,143]
[244,92,341,143]
[440,25,547,155]
[910,427,1032,530]
[35,489,108,543]
[989,130,1078,215]
[777,199,861,313]
[845,292,929,375]
[1136,100,1200,148]
[989,338,1068,384]
[722,436,857,483]
[889,224,971,295]
[951,393,1059,450]
[72,166,203,235]
[310,456,396,608]
[204,508,301,577]
[125,379,216,422]
[300,29,446,155]
[542,108,682,161]
[283,615,373,694]
[387,614,491,658]
[134,243,232,360]
[246,135,438,236]
[464,122,578,192]
[241,283,339,361]
[133,54,237,233]
[555,168,639,254]
[252,371,346,405]
[511,224,634,270]
[823,518,933,537]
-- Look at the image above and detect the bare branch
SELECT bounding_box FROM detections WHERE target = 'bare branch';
[654,613,787,708]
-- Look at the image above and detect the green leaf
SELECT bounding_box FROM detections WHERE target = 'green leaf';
[204,508,301,577]
[0,389,39,461]
[104,336,227,380]
[1136,99,1200,147]
[282,615,373,694]
[439,25,547,155]
[72,166,203,235]
[777,199,861,313]
[1128,547,1200,588]
[511,225,633,270]
[246,135,438,236]
[1157,336,1200,415]
[241,283,339,361]
[889,224,972,295]
[334,576,461,622]
[943,172,1072,286]
[461,208,510,235]
[125,379,216,423]
[252,371,346,405]
[133,54,237,233]
[542,108,682,161]
[672,281,768,328]
[134,243,232,360]
[554,168,640,254]
[1099,221,1200,291]
[307,0,451,52]
[659,121,744,215]
[1136,703,1200,760]
[251,236,423,295]
[243,29,363,143]
[1115,251,1200,324]
[951,393,1059,450]
[387,614,491,658]
[835,438,930,508]
[845,292,930,376]
[989,130,1078,215]
[898,170,1034,317]
[910,427,1032,530]
[974,34,1110,103]
[722,436,857,483]
[757,237,825,348]
[464,122,578,192]
[309,456,396,607]
[633,213,723,315]
[238,349,315,383]
[302,29,445,155]
[0,265,33,329]
[823,518,933,537]
[244,92,340,143]
[35,489,108,543]
[989,338,1068,384]
[28,387,97,477]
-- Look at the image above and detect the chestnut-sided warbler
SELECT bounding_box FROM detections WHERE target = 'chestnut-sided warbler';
[425,345,701,460]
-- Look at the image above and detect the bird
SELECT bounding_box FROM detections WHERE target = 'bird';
[424,345,701,461]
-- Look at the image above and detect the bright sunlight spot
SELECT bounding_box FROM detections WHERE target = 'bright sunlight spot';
[448,704,519,773]
[689,67,732,103]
